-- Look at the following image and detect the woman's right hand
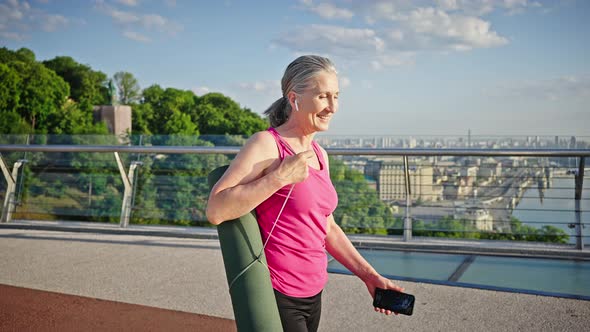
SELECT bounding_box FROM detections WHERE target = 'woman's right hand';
[272,150,315,184]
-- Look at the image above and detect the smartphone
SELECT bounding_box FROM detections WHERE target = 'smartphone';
[373,288,415,316]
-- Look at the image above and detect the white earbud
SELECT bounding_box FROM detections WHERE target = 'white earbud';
[294,99,300,112]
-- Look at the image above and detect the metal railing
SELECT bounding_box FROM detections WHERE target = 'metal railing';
[0,144,588,249]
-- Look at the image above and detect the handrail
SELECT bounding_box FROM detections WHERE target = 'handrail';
[1,144,589,157]
[0,144,588,249]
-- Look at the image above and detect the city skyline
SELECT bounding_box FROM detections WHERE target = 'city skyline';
[1,0,589,136]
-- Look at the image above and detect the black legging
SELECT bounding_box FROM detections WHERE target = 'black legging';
[274,289,322,332]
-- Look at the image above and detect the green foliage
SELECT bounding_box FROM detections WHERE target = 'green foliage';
[129,135,230,225]
[48,100,109,135]
[164,111,199,135]
[0,47,268,137]
[130,103,152,135]
[0,47,36,63]
[9,60,70,133]
[410,216,569,244]
[0,47,267,226]
[136,86,268,137]
[139,85,196,134]
[43,56,109,111]
[0,111,31,134]
[0,63,21,112]
[113,71,141,104]
[1,48,106,135]
[194,93,268,136]
[330,157,397,234]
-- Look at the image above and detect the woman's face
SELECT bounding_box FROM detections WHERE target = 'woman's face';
[292,71,339,133]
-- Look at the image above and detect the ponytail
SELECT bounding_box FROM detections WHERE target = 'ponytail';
[264,96,292,127]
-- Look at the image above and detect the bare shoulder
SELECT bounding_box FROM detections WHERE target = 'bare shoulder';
[247,130,276,150]
[240,130,279,161]
[211,130,278,191]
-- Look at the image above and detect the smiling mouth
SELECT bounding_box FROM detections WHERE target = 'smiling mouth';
[317,114,331,120]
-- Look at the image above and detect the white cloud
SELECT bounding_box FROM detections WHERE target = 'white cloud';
[371,53,415,69]
[434,0,537,16]
[123,30,151,42]
[274,24,384,56]
[300,1,354,20]
[143,13,166,28]
[41,14,69,32]
[0,0,70,39]
[237,80,281,94]
[387,29,404,42]
[0,31,25,40]
[108,8,139,24]
[276,0,527,70]
[362,0,408,23]
[95,0,183,39]
[401,7,508,50]
[192,86,211,96]
[116,0,140,6]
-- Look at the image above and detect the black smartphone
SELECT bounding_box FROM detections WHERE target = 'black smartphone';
[373,288,415,316]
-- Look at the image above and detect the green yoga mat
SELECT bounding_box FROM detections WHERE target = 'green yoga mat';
[207,166,283,332]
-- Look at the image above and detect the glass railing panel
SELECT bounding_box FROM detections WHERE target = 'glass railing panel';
[1,134,588,246]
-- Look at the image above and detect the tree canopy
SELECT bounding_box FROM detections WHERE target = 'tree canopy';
[113,71,141,105]
[0,47,269,137]
[43,56,109,111]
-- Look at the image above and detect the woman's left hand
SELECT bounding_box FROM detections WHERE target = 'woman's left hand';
[363,274,404,316]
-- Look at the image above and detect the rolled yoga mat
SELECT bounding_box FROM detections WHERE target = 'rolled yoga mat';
[207,165,283,332]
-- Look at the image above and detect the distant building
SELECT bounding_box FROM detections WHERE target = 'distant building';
[478,158,502,180]
[461,166,478,178]
[454,203,494,231]
[365,158,442,202]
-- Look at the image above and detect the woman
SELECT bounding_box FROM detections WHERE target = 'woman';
[206,55,404,331]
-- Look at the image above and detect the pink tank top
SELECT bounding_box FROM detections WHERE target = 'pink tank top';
[255,128,338,297]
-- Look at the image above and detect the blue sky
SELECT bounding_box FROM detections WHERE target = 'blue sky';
[1,0,589,136]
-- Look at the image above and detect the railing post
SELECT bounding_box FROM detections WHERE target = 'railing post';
[574,157,585,250]
[114,152,142,228]
[0,156,26,223]
[403,155,412,241]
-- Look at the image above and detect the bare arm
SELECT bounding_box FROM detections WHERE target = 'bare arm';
[325,215,404,315]
[206,131,314,225]
[320,148,403,315]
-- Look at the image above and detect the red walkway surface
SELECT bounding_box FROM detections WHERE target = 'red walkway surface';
[0,284,236,332]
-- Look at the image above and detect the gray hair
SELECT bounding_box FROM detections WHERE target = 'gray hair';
[264,55,337,127]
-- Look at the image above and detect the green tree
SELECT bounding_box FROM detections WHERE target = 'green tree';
[8,60,69,133]
[43,56,109,111]
[0,63,21,113]
[131,103,154,135]
[139,85,196,134]
[113,71,141,104]
[164,110,199,135]
[48,99,109,135]
[0,111,31,134]
[0,47,36,64]
[131,135,229,226]
[194,93,267,136]
[329,157,395,234]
